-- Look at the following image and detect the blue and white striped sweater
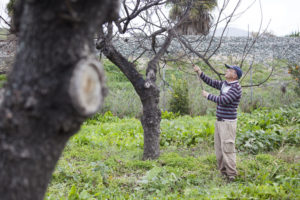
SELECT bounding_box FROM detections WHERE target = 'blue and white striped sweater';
[200,72,242,120]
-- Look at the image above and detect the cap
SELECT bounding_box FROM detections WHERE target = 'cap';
[225,64,243,79]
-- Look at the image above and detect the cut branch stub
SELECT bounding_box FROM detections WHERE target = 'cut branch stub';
[69,57,106,116]
[144,81,151,88]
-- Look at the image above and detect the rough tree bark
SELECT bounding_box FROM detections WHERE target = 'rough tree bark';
[0,1,118,199]
[140,85,162,159]
[100,49,163,160]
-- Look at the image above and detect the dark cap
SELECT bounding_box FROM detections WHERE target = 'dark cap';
[225,64,243,79]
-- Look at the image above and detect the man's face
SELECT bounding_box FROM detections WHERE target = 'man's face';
[225,68,238,80]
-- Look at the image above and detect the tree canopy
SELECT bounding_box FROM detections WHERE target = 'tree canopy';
[6,0,15,16]
[168,0,217,35]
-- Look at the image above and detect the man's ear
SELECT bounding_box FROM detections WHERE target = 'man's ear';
[233,70,238,79]
[234,73,238,80]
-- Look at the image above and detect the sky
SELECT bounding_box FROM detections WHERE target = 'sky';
[1,0,300,36]
[214,0,300,36]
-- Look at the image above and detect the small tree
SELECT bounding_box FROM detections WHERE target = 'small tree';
[6,0,15,15]
[169,0,216,35]
[169,75,190,115]
[97,0,216,160]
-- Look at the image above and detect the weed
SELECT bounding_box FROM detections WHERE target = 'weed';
[45,104,300,199]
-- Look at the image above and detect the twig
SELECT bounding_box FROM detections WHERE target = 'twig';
[0,15,11,28]
[241,64,274,87]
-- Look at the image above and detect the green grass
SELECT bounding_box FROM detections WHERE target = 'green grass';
[0,74,7,88]
[45,106,300,200]
[46,144,300,199]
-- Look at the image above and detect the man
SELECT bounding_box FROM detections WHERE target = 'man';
[194,64,242,182]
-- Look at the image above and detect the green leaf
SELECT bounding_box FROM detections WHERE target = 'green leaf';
[68,185,79,200]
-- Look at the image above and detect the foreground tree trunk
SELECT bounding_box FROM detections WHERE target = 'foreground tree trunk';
[0,1,118,199]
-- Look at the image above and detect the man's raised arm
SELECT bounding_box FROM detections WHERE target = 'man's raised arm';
[193,65,223,90]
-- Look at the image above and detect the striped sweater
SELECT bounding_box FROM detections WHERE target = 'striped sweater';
[199,72,242,120]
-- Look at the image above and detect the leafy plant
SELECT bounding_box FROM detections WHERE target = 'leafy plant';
[288,64,300,96]
[236,103,300,154]
[46,104,300,199]
[169,75,190,115]
[67,185,79,200]
[6,0,15,16]
[0,74,7,88]
[161,110,180,120]
[85,111,119,125]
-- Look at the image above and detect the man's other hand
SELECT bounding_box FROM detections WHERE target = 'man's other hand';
[193,65,202,75]
[202,90,209,98]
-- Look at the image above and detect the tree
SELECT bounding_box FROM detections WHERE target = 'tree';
[97,0,216,160]
[6,0,15,15]
[98,0,274,159]
[0,0,119,199]
[2,0,15,32]
[169,0,217,35]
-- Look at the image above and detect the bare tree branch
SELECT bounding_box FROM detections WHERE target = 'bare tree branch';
[177,36,223,80]
[117,0,166,34]
[0,15,11,28]
[207,0,241,59]
[241,64,274,87]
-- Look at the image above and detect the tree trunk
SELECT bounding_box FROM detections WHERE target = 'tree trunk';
[98,44,162,160]
[98,33,173,160]
[141,87,161,160]
[0,1,118,199]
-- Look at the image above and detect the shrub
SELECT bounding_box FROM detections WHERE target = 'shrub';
[236,103,300,154]
[169,75,190,115]
[287,30,300,37]
[160,116,215,147]
[288,64,300,96]
[85,111,120,125]
[240,96,261,113]
[6,0,15,16]
[0,74,7,88]
[161,110,179,120]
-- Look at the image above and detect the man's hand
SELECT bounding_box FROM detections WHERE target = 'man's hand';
[193,65,202,75]
[202,90,209,98]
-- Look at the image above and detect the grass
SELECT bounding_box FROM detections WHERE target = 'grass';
[46,143,300,199]
[45,107,300,199]
[0,74,7,88]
